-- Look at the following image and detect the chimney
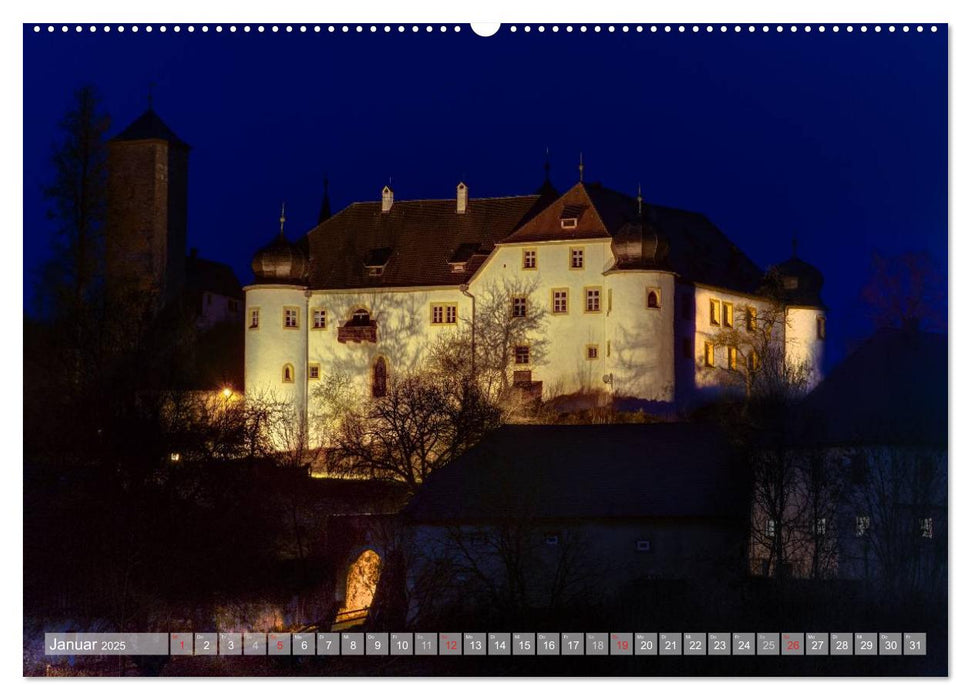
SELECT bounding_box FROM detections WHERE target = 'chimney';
[381,185,394,213]
[456,182,468,214]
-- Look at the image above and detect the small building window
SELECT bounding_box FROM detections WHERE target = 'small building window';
[308,363,320,380]
[249,308,260,329]
[723,302,734,328]
[282,364,294,383]
[511,296,527,318]
[746,307,757,332]
[514,345,530,365]
[728,346,738,371]
[561,217,578,230]
[919,517,933,539]
[522,249,537,269]
[783,275,799,290]
[817,316,826,340]
[584,287,602,313]
[766,519,776,538]
[372,356,388,398]
[635,540,651,552]
[682,337,692,359]
[283,307,299,329]
[351,309,372,325]
[551,288,569,314]
[312,308,327,329]
[814,518,827,536]
[431,303,458,325]
[748,350,760,371]
[449,262,466,273]
[586,344,599,360]
[855,515,870,537]
[570,247,584,269]
[544,533,559,546]
[709,298,721,326]
[704,342,715,367]
[228,299,239,313]
[647,288,661,309]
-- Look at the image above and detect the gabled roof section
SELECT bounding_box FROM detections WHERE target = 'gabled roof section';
[305,195,542,289]
[111,108,189,148]
[503,182,765,292]
[798,328,947,447]
[186,254,242,299]
[403,423,749,523]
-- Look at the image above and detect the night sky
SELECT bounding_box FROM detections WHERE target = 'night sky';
[22,24,947,368]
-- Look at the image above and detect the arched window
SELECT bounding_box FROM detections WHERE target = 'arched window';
[350,308,372,326]
[371,356,388,398]
[282,363,294,383]
[647,288,661,309]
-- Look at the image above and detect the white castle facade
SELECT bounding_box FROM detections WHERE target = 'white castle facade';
[244,176,825,439]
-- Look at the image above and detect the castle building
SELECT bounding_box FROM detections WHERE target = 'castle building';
[244,171,826,432]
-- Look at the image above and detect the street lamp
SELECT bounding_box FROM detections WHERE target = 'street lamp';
[459,284,476,377]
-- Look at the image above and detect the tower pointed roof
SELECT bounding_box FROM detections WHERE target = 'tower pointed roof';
[318,177,332,224]
[111,108,189,148]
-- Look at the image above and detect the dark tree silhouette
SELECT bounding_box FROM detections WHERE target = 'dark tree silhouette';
[36,84,111,387]
[861,251,945,332]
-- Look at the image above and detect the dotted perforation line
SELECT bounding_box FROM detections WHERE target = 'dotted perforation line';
[31,24,939,35]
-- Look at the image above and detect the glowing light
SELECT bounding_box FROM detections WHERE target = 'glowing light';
[169,452,181,462]
[222,387,233,398]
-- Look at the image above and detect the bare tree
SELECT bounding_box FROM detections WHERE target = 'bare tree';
[326,371,500,490]
[861,251,945,332]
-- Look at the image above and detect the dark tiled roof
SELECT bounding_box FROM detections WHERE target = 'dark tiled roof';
[111,108,189,148]
[403,423,748,523]
[305,195,543,289]
[186,255,243,299]
[763,256,825,307]
[505,182,765,292]
[798,328,947,447]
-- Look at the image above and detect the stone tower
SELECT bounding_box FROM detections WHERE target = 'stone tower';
[105,108,190,307]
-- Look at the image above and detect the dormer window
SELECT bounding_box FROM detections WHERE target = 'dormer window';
[363,247,393,277]
[560,203,585,230]
[783,275,799,290]
[449,262,467,273]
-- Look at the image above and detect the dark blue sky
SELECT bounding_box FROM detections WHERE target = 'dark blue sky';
[23,25,947,367]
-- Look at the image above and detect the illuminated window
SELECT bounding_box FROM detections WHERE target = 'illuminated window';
[728,346,738,371]
[586,344,599,360]
[511,296,527,318]
[704,342,715,367]
[647,288,661,309]
[766,519,776,538]
[308,363,320,380]
[723,302,734,328]
[561,217,578,229]
[514,345,530,365]
[919,517,933,539]
[522,249,537,269]
[372,357,388,398]
[431,303,458,325]
[585,287,602,312]
[282,364,294,383]
[709,298,721,326]
[312,308,327,329]
[552,288,569,314]
[748,350,760,371]
[855,515,870,537]
[283,307,299,329]
[746,307,757,332]
[249,308,260,329]
[817,316,826,340]
[570,247,584,269]
[814,518,827,536]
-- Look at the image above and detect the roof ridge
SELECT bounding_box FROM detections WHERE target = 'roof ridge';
[341,193,540,207]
